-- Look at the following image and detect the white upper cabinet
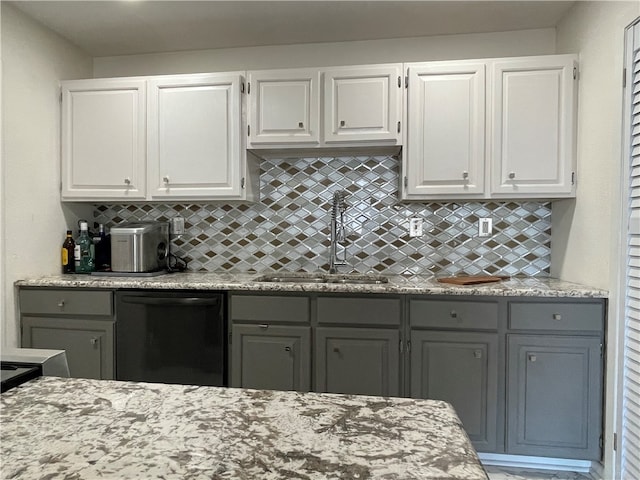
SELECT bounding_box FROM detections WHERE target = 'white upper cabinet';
[61,73,257,202]
[61,79,147,200]
[247,64,402,149]
[404,61,486,198]
[323,65,402,144]
[490,55,577,197]
[147,73,246,200]
[248,69,320,146]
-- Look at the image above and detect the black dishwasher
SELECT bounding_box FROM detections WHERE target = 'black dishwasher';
[115,290,227,387]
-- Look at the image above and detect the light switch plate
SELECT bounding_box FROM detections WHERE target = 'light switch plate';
[172,216,185,235]
[409,218,423,237]
[479,218,492,237]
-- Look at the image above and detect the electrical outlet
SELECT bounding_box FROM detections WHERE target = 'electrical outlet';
[409,218,423,237]
[478,218,492,237]
[171,216,185,235]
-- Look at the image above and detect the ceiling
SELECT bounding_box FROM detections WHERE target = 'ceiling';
[9,1,576,57]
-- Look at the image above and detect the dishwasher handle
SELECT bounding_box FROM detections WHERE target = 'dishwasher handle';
[120,295,221,307]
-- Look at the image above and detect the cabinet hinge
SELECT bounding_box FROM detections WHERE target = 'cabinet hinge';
[405,75,408,88]
[399,339,404,353]
[397,121,401,134]
[600,342,604,357]
[397,76,401,88]
[59,91,63,103]
[573,67,578,80]
[599,434,604,449]
[241,82,245,94]
[571,171,576,186]
[241,177,245,189]
[623,67,627,88]
[247,125,250,137]
[407,340,411,352]
[613,432,618,451]
[404,176,408,188]
[247,82,250,95]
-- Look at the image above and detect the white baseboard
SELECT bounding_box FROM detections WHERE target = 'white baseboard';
[479,453,597,474]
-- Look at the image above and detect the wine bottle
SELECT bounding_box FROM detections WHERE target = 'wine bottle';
[76,222,95,274]
[61,230,75,274]
[93,224,111,271]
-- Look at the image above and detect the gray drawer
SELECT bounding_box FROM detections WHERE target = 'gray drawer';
[410,299,498,330]
[317,297,400,326]
[230,295,309,323]
[509,301,603,332]
[19,289,113,317]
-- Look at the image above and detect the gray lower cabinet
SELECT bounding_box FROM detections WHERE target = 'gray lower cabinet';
[507,334,602,460]
[231,324,311,391]
[410,331,498,452]
[315,327,400,396]
[19,288,115,379]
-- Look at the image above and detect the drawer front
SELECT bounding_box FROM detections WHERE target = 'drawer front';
[410,299,498,330]
[317,297,400,326]
[230,295,309,323]
[19,289,113,317]
[509,301,603,332]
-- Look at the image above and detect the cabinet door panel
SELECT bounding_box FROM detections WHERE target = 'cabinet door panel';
[507,335,602,459]
[411,331,498,451]
[315,327,399,397]
[21,317,114,380]
[231,324,310,391]
[491,56,576,197]
[248,69,320,145]
[405,62,485,198]
[61,79,146,200]
[324,65,402,143]
[148,74,243,199]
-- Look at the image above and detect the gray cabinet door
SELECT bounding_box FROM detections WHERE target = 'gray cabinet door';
[315,327,400,397]
[410,330,498,452]
[231,324,311,391]
[507,335,602,460]
[21,317,114,379]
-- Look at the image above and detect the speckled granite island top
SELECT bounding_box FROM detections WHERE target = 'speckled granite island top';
[16,272,607,297]
[1,377,487,480]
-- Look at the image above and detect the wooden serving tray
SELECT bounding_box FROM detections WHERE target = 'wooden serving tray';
[436,275,508,285]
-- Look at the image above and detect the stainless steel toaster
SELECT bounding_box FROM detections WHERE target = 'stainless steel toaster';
[110,222,170,273]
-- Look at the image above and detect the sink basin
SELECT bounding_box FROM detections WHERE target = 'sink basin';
[255,273,389,285]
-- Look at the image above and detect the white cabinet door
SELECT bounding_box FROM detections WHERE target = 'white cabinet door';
[248,69,320,146]
[147,73,245,199]
[404,61,486,198]
[61,79,146,200]
[323,64,402,143]
[490,55,577,197]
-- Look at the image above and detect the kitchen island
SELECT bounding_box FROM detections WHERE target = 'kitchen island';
[0,376,488,479]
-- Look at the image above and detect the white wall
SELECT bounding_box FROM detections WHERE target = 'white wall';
[93,28,556,77]
[553,1,639,289]
[555,2,639,478]
[1,3,93,347]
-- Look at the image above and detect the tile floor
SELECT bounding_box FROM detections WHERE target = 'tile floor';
[485,466,593,480]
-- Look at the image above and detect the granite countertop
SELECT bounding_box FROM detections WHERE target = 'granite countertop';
[1,377,488,479]
[15,272,607,297]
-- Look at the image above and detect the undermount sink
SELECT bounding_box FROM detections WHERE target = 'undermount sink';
[255,273,389,285]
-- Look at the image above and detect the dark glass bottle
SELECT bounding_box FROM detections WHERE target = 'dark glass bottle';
[61,230,75,274]
[94,224,111,271]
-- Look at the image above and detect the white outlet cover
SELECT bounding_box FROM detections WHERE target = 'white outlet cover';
[479,218,492,237]
[409,218,423,237]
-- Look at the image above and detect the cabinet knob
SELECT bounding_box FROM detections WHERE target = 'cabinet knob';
[474,350,482,359]
[163,176,170,184]
[552,313,562,321]
[124,178,131,185]
[340,120,346,127]
[284,346,291,352]
[57,300,65,308]
[333,346,340,353]
[298,121,304,128]
[450,310,458,319]
[462,171,469,179]
[258,324,269,329]
[508,172,516,179]
[90,337,99,346]
[528,354,537,362]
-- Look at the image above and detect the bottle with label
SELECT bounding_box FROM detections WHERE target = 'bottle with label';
[93,224,111,271]
[61,230,75,274]
[75,221,95,274]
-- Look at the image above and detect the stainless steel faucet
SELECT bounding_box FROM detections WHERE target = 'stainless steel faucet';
[329,189,349,274]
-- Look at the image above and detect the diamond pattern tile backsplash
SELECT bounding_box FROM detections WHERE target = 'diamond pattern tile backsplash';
[94,155,551,277]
